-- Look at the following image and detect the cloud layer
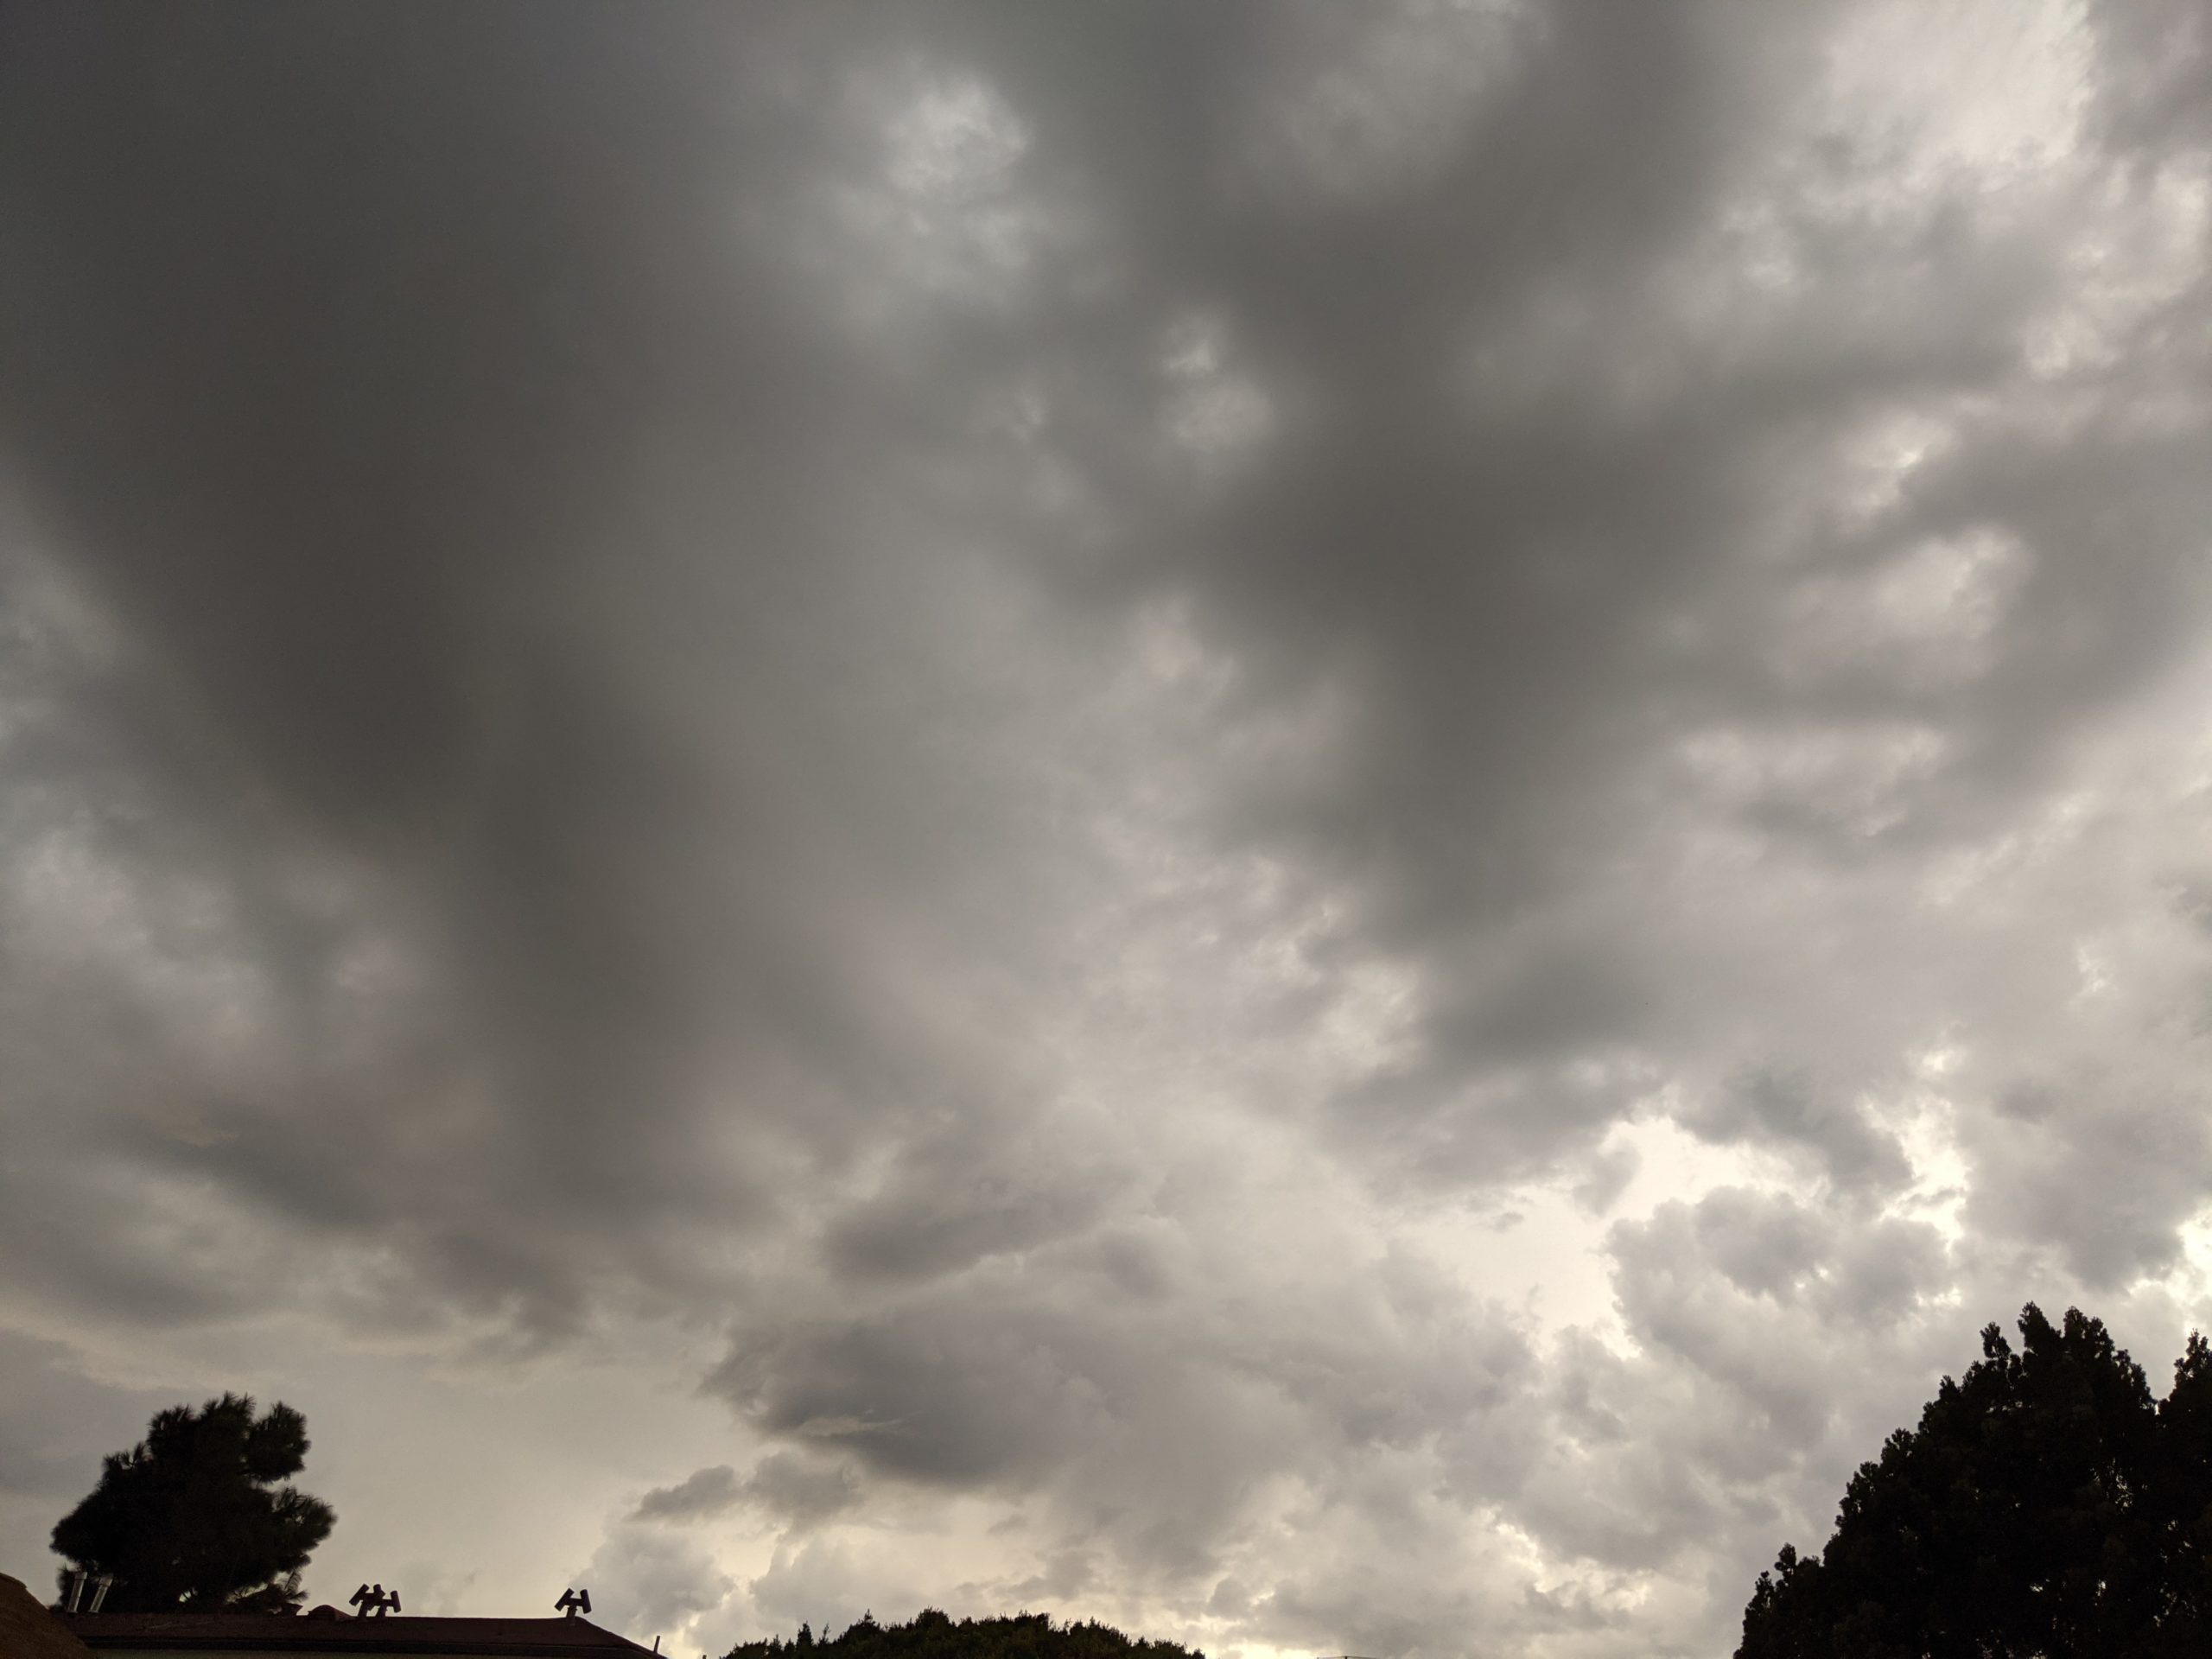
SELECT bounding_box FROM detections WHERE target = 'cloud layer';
[5,3,2212,1655]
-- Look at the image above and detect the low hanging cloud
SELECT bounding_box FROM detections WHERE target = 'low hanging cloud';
[636,1468,747,1527]
[636,1457,861,1531]
[4,2,2212,1656]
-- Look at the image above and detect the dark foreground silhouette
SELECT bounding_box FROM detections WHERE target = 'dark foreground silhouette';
[723,1610,1201,1659]
[50,1395,334,1614]
[1738,1304,2212,1658]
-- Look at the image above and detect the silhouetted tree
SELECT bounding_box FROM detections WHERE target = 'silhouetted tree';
[51,1394,335,1614]
[723,1608,1201,1659]
[1738,1305,2212,1658]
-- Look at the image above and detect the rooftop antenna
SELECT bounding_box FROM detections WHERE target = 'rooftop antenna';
[556,1589,592,1620]
[350,1585,401,1618]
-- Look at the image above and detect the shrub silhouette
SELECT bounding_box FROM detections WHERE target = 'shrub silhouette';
[725,1608,1202,1659]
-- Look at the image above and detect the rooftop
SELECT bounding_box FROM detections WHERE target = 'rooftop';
[1,1574,97,1659]
[58,1611,653,1657]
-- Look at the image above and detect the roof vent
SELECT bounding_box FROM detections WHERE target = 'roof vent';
[58,1570,116,1614]
[350,1585,401,1618]
[556,1589,592,1620]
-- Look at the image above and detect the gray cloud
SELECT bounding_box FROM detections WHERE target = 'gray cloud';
[636,1457,861,1532]
[1682,1071,1911,1195]
[636,1467,745,1526]
[0,1333,175,1510]
[5,3,2212,1655]
[734,1457,865,1533]
[1963,1078,2212,1289]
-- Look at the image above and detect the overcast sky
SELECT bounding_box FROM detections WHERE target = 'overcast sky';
[3,3,2212,1656]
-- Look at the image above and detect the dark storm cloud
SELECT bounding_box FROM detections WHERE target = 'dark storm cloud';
[6,0,2201,1332]
[706,1213,1543,1589]
[6,2,2212,1654]
[0,0,1106,1339]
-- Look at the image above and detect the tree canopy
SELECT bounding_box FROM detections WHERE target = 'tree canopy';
[50,1394,336,1614]
[1738,1304,2212,1658]
[722,1609,1203,1659]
